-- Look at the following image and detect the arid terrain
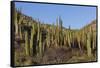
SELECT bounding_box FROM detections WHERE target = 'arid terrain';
[12,7,97,66]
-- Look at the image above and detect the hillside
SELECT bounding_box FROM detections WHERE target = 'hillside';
[12,10,97,66]
[81,20,96,32]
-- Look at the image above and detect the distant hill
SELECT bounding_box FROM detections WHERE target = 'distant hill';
[81,20,96,32]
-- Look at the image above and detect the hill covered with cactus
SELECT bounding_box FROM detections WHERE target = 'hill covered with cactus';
[12,9,97,66]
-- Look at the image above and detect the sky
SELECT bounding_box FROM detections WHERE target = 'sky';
[15,2,96,29]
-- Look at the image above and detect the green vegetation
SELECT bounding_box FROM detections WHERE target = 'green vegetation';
[13,8,97,66]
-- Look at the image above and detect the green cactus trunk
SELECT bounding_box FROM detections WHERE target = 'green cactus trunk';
[39,33,42,57]
[86,33,92,57]
[25,31,29,56]
[37,22,40,56]
[14,10,18,35]
[77,32,82,52]
[68,30,71,48]
[46,28,50,48]
[19,25,22,39]
[37,22,43,57]
[30,24,35,56]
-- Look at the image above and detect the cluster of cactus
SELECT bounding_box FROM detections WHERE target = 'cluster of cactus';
[14,6,96,63]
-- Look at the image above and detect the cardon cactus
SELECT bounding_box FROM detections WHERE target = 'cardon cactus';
[86,31,92,57]
[39,32,42,57]
[46,28,50,48]
[14,9,18,35]
[25,31,29,56]
[30,23,35,56]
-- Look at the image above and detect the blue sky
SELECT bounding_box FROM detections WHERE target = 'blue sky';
[15,2,96,29]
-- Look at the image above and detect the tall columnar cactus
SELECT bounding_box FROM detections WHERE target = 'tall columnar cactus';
[77,32,82,52]
[90,26,95,51]
[39,32,42,57]
[59,17,63,46]
[30,24,35,48]
[37,21,40,56]
[37,21,43,56]
[64,34,66,46]
[14,9,18,35]
[25,31,29,56]
[93,31,96,50]
[46,28,50,48]
[56,17,60,46]
[30,23,35,56]
[19,24,22,39]
[86,31,92,57]
[71,32,74,47]
[81,30,85,46]
[64,31,68,46]
[67,30,71,47]
[52,23,55,46]
[37,21,40,42]
[18,11,23,39]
